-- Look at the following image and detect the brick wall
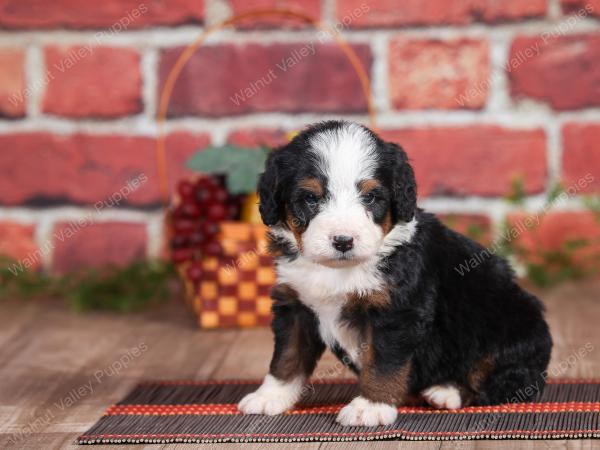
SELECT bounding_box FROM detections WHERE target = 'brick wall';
[0,0,599,272]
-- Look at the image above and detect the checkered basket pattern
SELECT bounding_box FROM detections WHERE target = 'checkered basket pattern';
[177,222,275,329]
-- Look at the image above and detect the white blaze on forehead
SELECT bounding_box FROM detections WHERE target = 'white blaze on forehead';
[308,123,377,198]
[301,123,382,263]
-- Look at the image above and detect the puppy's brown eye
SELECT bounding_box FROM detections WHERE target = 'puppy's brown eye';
[362,192,376,205]
[305,193,319,206]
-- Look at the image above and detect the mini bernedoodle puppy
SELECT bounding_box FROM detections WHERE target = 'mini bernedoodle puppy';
[238,121,553,427]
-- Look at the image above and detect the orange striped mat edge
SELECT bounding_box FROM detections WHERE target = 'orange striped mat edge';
[77,379,600,444]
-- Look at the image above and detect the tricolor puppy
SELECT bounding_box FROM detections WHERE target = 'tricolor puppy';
[238,121,552,427]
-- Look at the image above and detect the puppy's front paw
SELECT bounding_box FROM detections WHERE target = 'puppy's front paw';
[238,374,303,415]
[336,396,397,427]
[422,384,462,410]
[238,391,292,415]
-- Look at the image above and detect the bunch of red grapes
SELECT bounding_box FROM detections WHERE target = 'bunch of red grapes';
[169,176,242,282]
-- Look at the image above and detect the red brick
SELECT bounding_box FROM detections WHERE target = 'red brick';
[336,0,547,27]
[227,129,291,148]
[509,34,600,110]
[507,211,600,273]
[0,49,26,118]
[562,123,600,193]
[509,212,600,250]
[229,0,321,28]
[389,38,489,110]
[0,0,203,29]
[159,43,372,117]
[0,222,38,268]
[0,132,210,206]
[43,46,142,118]
[561,0,600,18]
[52,222,147,273]
[439,214,493,245]
[381,126,547,197]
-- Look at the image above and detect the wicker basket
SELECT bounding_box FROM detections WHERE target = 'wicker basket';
[175,221,275,329]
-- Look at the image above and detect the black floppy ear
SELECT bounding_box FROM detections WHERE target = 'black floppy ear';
[388,142,417,223]
[257,149,285,226]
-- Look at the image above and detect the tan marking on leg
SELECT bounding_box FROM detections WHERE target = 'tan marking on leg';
[462,354,496,405]
[346,290,390,309]
[359,326,411,405]
[468,354,496,391]
[269,284,324,381]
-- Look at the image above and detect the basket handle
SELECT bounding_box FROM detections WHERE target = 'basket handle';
[156,8,377,205]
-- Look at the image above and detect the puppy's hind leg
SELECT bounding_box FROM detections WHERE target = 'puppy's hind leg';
[421,384,462,410]
[475,322,552,405]
[475,365,546,406]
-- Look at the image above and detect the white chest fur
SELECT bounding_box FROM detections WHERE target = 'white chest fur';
[276,256,382,368]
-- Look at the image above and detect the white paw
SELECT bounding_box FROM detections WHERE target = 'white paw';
[238,374,303,415]
[336,396,398,427]
[422,384,462,410]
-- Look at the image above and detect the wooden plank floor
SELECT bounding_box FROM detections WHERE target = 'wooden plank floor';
[1,280,599,449]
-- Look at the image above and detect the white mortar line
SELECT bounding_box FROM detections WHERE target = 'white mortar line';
[2,108,600,137]
[34,215,55,270]
[146,211,166,259]
[486,32,512,112]
[141,47,159,122]
[322,0,336,23]
[0,108,599,146]
[0,16,598,47]
[205,0,232,27]
[0,206,162,223]
[545,117,563,190]
[24,45,44,118]
[548,0,563,20]
[371,32,391,115]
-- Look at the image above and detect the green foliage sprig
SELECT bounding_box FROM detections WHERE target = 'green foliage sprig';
[497,177,600,288]
[186,145,269,194]
[0,258,175,312]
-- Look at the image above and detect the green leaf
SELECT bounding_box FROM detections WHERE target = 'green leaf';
[186,146,237,173]
[504,175,526,206]
[526,263,551,288]
[547,182,564,204]
[186,145,269,194]
[583,195,600,224]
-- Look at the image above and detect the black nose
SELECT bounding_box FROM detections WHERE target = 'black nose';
[332,235,354,253]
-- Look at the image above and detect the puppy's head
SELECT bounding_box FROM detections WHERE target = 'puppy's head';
[258,121,417,267]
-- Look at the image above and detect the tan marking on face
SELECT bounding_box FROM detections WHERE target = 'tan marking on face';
[358,179,381,194]
[266,231,283,257]
[284,178,322,251]
[381,210,393,235]
[286,210,304,252]
[298,177,323,196]
[360,325,412,405]
[359,179,393,235]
